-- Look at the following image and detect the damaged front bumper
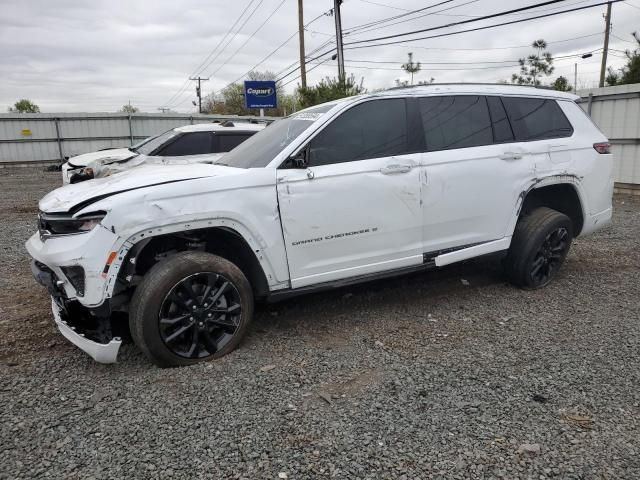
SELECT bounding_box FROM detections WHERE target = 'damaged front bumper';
[51,298,122,364]
[31,259,122,364]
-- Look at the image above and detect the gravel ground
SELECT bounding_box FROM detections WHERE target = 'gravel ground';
[1,167,639,480]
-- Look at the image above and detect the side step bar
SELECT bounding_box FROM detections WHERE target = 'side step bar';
[433,237,511,267]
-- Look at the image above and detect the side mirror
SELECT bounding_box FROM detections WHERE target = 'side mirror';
[287,148,308,169]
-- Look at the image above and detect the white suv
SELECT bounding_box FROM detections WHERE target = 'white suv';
[27,84,613,366]
[61,121,265,184]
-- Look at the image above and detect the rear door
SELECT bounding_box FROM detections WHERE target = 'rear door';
[419,95,534,253]
[500,96,575,174]
[277,98,424,288]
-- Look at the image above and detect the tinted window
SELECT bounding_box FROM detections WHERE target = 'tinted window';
[502,97,573,141]
[487,96,514,143]
[216,133,252,152]
[308,99,408,166]
[158,132,212,156]
[221,103,335,169]
[135,129,179,155]
[419,96,492,151]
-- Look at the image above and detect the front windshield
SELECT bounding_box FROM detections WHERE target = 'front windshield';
[218,104,335,168]
[134,129,179,155]
[129,135,156,150]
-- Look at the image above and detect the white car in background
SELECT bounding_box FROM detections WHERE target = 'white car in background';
[61,121,266,183]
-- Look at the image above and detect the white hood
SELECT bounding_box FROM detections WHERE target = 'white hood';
[40,163,243,213]
[67,148,136,167]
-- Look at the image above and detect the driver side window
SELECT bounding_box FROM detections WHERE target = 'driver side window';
[308,99,408,167]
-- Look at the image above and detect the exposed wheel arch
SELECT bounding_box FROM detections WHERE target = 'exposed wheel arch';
[519,183,584,236]
[117,226,270,301]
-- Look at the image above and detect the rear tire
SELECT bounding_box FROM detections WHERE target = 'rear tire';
[129,251,253,367]
[505,207,573,289]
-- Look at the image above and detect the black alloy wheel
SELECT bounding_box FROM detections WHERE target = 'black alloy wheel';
[505,206,574,289]
[159,272,242,359]
[129,251,253,367]
[528,227,570,286]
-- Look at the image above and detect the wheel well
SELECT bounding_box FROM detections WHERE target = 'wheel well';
[119,227,270,299]
[520,183,584,235]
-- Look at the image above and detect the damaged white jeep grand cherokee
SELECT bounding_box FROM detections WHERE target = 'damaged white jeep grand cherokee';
[27,84,613,367]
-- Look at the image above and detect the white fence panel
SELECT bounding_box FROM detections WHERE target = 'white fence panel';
[0,113,277,164]
[578,83,640,188]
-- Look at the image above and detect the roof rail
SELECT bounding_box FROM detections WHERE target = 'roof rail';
[385,82,549,91]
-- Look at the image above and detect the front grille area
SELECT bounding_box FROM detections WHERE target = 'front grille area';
[31,260,66,299]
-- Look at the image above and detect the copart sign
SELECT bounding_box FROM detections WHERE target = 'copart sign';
[244,80,277,109]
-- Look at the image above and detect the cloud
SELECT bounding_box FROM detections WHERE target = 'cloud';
[0,0,635,112]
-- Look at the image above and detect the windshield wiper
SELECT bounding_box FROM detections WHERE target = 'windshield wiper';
[128,147,137,153]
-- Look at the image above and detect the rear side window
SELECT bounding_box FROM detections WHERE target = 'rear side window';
[308,98,408,166]
[487,96,514,143]
[157,132,213,156]
[502,97,573,141]
[419,96,493,151]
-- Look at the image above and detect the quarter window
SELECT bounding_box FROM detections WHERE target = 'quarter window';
[157,132,213,156]
[502,97,573,141]
[308,99,408,166]
[418,96,493,151]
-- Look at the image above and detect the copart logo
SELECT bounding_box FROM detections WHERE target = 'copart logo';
[247,87,274,97]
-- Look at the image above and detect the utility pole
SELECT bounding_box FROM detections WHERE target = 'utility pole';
[598,1,612,88]
[333,0,345,81]
[297,0,307,89]
[189,76,209,113]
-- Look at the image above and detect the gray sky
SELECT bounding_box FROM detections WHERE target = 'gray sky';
[1,0,637,112]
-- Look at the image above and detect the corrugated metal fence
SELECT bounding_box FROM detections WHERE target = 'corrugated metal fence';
[0,113,277,164]
[577,83,640,191]
[1,87,639,190]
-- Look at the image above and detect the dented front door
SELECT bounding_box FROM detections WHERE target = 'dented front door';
[276,98,423,289]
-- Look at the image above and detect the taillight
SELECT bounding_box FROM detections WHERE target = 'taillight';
[593,142,611,154]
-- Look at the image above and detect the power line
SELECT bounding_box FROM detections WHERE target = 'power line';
[343,62,522,71]
[346,0,572,46]
[346,0,598,39]
[343,1,624,50]
[346,0,482,37]
[611,32,638,44]
[354,0,596,22]
[344,0,459,34]
[350,32,603,54]
[166,0,266,108]
[280,57,334,88]
[281,4,616,82]
[220,11,332,90]
[345,59,537,65]
[209,0,288,78]
[161,0,257,108]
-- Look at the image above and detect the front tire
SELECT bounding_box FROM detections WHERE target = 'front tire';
[505,207,573,289]
[129,251,254,367]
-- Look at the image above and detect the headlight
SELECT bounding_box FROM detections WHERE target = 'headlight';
[38,211,106,237]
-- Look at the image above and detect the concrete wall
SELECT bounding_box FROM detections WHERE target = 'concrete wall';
[577,84,640,188]
[0,113,277,164]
